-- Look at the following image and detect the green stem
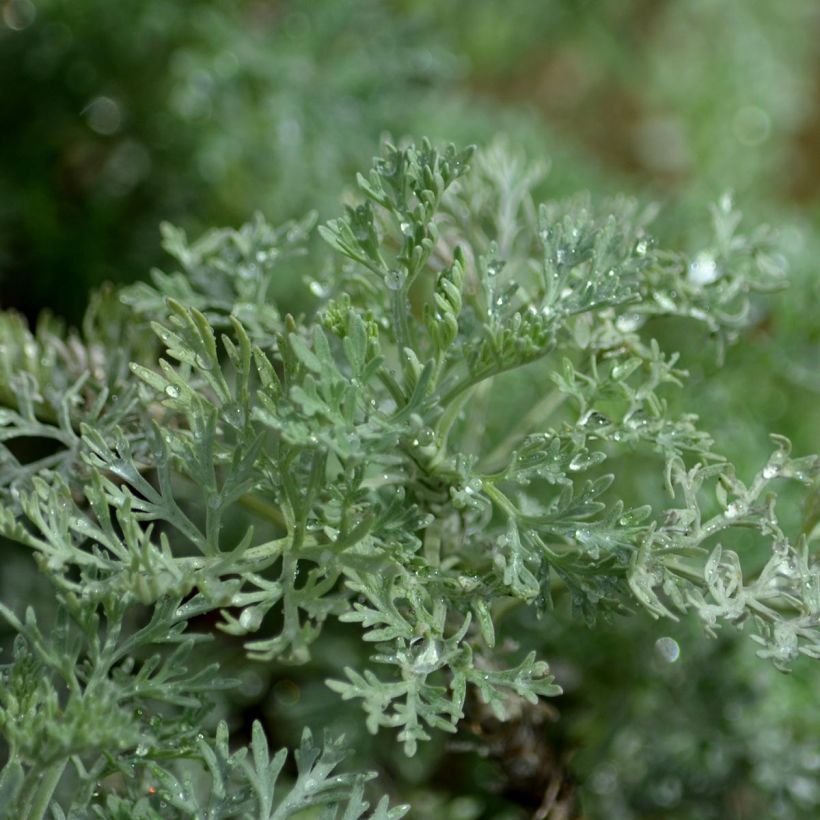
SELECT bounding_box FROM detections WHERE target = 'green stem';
[482,481,520,519]
[19,760,67,820]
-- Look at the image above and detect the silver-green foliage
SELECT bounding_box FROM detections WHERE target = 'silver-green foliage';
[0,140,818,815]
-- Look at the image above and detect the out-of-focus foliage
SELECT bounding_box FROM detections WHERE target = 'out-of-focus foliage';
[0,0,453,319]
[420,0,820,201]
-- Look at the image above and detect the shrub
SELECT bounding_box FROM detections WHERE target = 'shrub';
[0,140,818,818]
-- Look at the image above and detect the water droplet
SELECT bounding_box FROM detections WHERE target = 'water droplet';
[655,636,680,663]
[164,384,180,399]
[776,556,798,578]
[569,453,594,472]
[466,477,483,494]
[410,638,444,674]
[223,403,245,428]
[724,502,744,519]
[487,260,504,278]
[135,743,149,757]
[239,607,264,631]
[574,527,591,544]
[458,575,480,591]
[688,252,719,286]
[762,464,779,480]
[385,269,404,291]
[195,354,212,371]
[579,410,611,429]
[611,362,631,381]
[308,280,329,298]
[414,427,435,447]
[655,292,677,311]
[616,314,642,333]
[771,623,799,664]
[624,409,649,430]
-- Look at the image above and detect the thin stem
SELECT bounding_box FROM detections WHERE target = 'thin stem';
[19,759,67,820]
[482,481,520,519]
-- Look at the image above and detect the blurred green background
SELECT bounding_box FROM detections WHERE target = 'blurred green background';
[2,0,819,817]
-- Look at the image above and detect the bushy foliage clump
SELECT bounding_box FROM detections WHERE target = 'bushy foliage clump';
[1,140,818,818]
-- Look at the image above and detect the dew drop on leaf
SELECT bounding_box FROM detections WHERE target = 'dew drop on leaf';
[724,502,744,519]
[415,428,435,447]
[386,269,404,290]
[569,453,592,472]
[411,638,444,674]
[239,607,263,631]
[688,252,719,286]
[625,409,649,430]
[616,314,642,333]
[579,410,611,429]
